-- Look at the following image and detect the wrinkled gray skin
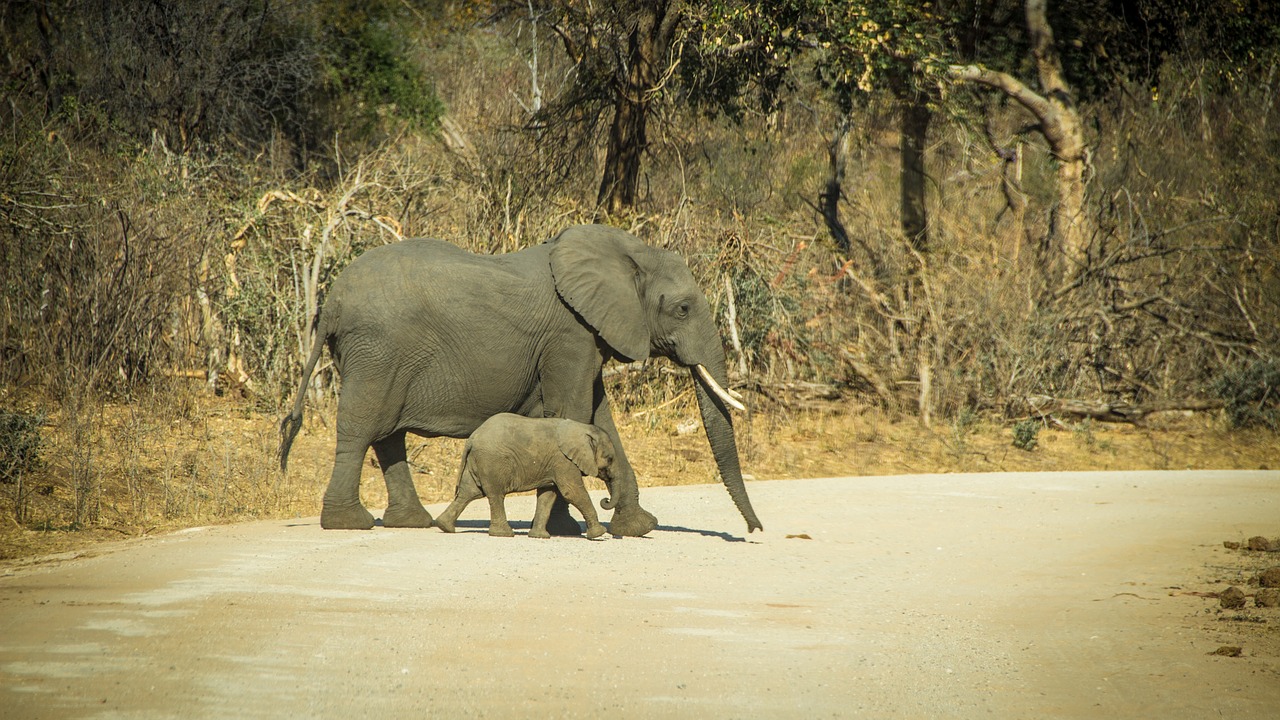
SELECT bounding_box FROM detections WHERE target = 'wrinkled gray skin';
[279,224,762,536]
[433,414,616,539]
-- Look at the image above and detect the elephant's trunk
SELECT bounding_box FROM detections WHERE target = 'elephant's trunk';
[691,366,763,533]
[598,468,617,510]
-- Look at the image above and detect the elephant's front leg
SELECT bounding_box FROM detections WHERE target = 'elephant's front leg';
[590,392,658,537]
[556,471,606,540]
[373,432,433,528]
[543,492,584,537]
[537,360,655,536]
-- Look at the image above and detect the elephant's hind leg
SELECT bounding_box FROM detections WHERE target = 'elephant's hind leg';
[434,465,483,533]
[322,437,376,530]
[374,431,433,528]
[485,493,515,537]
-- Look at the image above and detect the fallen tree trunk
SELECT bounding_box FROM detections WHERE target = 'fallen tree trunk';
[750,381,845,412]
[1024,395,1225,425]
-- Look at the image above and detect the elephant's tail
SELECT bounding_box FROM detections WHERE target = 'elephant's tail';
[279,325,327,472]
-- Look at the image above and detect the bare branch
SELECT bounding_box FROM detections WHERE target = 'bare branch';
[948,64,1054,122]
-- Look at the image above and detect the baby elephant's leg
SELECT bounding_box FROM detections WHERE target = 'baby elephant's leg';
[556,471,606,540]
[528,488,558,540]
[434,464,484,533]
[485,492,515,537]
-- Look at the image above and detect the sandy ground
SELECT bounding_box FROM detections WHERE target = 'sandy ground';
[1,469,1277,718]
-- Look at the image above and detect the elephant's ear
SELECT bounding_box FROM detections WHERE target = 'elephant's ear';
[548,225,650,362]
[559,426,599,477]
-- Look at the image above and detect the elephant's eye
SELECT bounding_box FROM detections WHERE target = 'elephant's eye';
[674,301,690,319]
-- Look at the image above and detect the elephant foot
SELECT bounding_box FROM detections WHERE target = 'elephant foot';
[607,505,658,537]
[528,527,551,540]
[585,524,606,540]
[321,504,376,530]
[382,504,433,529]
[488,523,515,538]
[433,515,457,533]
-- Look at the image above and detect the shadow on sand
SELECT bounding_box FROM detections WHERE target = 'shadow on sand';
[443,519,747,541]
[444,519,531,533]
[654,524,746,542]
[337,517,746,542]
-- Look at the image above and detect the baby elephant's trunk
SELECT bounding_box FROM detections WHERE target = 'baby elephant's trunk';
[598,466,616,510]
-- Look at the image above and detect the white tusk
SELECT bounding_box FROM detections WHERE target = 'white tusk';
[695,364,747,412]
[727,387,745,401]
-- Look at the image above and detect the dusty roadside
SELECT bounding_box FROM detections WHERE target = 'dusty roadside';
[4,399,1277,564]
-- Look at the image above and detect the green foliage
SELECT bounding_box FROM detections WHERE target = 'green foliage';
[0,409,45,485]
[1,0,444,156]
[1052,0,1280,98]
[0,407,46,522]
[1012,420,1040,451]
[1211,360,1280,430]
[321,0,445,133]
[953,407,979,435]
[701,0,959,110]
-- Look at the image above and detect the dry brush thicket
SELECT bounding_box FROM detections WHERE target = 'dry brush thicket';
[2,32,1277,535]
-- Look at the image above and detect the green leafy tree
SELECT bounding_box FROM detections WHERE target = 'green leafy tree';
[317,0,446,140]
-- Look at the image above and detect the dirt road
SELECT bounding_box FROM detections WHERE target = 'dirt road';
[2,470,1278,718]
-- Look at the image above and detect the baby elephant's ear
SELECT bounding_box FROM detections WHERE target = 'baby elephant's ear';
[559,426,599,477]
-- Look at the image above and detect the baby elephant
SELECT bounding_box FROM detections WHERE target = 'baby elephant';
[433,413,616,539]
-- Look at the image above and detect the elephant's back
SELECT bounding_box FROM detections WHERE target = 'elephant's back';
[471,413,541,441]
[468,414,556,480]
[338,238,472,281]
[326,239,552,327]
[319,241,557,429]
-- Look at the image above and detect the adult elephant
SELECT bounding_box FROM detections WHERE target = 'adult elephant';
[278,224,762,536]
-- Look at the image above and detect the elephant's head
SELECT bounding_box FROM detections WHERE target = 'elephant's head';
[560,423,617,482]
[549,225,763,533]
